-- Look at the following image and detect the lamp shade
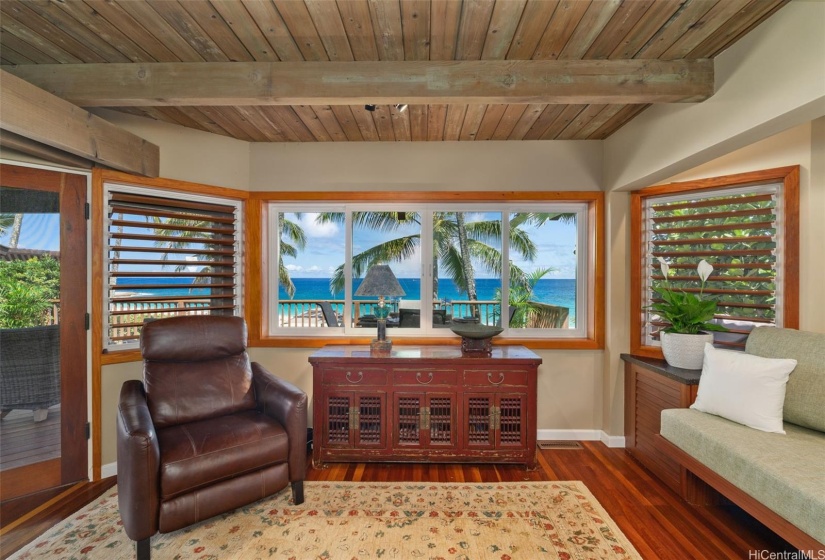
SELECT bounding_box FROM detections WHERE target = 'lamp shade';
[355,264,406,297]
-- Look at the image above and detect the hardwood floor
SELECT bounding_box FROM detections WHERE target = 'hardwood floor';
[0,407,61,472]
[0,477,116,559]
[1,442,798,559]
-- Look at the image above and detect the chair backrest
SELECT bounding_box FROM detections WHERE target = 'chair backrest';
[141,315,256,428]
[399,308,420,328]
[496,306,517,327]
[0,325,61,409]
[318,301,339,327]
[746,326,825,432]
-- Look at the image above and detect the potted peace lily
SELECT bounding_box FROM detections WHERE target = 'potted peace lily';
[649,258,728,369]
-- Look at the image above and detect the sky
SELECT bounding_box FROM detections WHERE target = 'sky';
[281,211,579,280]
[1,211,579,280]
[0,213,60,250]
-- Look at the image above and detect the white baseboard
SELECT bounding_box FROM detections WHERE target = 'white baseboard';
[101,462,117,479]
[536,430,626,448]
[600,433,626,448]
[536,429,601,441]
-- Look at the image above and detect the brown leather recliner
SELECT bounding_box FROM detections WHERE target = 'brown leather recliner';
[116,316,307,560]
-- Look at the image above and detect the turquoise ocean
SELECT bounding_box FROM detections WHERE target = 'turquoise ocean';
[115,277,577,323]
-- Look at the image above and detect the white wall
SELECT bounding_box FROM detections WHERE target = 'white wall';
[250,140,602,191]
[91,109,251,190]
[604,0,825,191]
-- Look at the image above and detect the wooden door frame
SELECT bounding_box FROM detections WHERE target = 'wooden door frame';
[0,163,88,501]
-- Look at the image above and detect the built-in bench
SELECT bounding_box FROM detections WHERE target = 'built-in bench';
[656,327,825,552]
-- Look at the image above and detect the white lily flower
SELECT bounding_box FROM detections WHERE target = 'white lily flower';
[657,257,670,278]
[697,259,714,282]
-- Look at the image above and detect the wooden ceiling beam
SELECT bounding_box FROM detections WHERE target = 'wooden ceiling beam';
[6,59,714,106]
[0,70,159,176]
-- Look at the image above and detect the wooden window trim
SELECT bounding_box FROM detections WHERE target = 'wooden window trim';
[247,191,605,350]
[630,166,800,359]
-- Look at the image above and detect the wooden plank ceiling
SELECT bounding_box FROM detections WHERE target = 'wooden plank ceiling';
[0,0,788,143]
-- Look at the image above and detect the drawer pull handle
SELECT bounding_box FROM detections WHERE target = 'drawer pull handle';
[345,370,364,383]
[416,371,434,384]
[488,372,505,385]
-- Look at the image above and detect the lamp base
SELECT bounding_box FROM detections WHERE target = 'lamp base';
[461,336,493,355]
[370,338,393,355]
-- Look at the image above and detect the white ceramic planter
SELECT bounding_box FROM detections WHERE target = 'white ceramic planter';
[660,332,714,370]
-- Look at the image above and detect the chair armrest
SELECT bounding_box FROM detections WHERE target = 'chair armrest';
[252,363,307,482]
[116,380,160,541]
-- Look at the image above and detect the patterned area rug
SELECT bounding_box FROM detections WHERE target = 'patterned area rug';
[12,481,641,559]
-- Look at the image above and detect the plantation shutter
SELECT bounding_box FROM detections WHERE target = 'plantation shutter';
[642,183,784,350]
[105,186,242,348]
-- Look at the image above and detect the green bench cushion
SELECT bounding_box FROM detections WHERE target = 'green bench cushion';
[661,408,825,543]
[746,327,825,432]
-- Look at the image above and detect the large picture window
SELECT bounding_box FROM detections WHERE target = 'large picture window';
[103,183,243,350]
[266,201,591,341]
[630,167,799,356]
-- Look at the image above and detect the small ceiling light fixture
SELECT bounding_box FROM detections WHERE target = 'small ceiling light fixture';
[365,104,376,111]
[394,104,408,113]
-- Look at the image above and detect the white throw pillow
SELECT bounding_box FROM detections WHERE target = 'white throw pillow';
[690,343,797,434]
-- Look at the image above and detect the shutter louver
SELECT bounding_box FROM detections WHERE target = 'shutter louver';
[105,187,242,347]
[642,185,781,350]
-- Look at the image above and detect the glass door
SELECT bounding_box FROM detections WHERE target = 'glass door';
[0,164,87,501]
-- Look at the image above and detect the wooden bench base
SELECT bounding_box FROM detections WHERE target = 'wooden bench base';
[654,434,824,554]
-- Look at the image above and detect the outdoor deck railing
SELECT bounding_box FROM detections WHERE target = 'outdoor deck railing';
[47,298,569,335]
[276,300,504,328]
[108,299,211,341]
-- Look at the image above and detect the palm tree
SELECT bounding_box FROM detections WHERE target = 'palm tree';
[3,214,24,248]
[0,214,15,237]
[152,213,306,298]
[494,267,553,327]
[318,211,573,307]
[276,213,306,298]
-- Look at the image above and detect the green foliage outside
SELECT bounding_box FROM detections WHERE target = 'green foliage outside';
[0,257,60,328]
[650,193,776,322]
[494,267,553,328]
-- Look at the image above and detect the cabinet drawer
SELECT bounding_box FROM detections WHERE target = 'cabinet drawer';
[464,369,528,387]
[393,368,457,386]
[322,367,387,386]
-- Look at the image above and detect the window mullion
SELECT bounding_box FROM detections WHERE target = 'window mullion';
[419,206,434,335]
[501,208,510,329]
[344,207,354,335]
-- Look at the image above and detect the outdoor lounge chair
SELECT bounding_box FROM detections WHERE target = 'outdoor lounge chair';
[0,325,60,422]
[318,301,340,327]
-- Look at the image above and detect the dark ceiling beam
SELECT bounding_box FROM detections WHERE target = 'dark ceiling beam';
[6,60,714,107]
[0,70,160,177]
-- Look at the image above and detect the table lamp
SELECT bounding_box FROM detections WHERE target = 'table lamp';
[355,264,406,354]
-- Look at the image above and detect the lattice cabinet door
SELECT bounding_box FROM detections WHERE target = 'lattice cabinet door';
[495,394,527,448]
[354,393,387,448]
[463,393,527,449]
[322,391,387,449]
[464,394,496,448]
[393,393,456,449]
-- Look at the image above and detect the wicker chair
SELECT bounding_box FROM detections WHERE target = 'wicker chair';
[0,325,61,422]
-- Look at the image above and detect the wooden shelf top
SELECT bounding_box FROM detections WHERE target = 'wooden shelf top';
[310,344,542,364]
[620,354,702,385]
